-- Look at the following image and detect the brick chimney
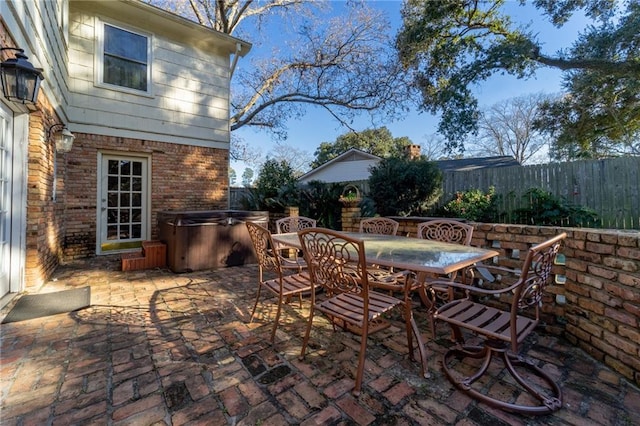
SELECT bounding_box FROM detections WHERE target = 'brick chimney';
[405,144,421,160]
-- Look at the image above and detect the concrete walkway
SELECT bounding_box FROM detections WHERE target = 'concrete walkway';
[1,257,639,425]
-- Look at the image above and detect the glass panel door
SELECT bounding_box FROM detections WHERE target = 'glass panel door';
[99,155,148,253]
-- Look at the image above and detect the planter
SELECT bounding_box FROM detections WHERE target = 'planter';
[339,184,362,207]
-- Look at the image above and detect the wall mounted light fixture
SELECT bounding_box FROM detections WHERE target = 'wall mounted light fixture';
[0,47,44,104]
[48,123,76,153]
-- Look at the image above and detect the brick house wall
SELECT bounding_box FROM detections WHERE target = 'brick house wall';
[61,133,229,258]
[22,94,69,291]
[344,211,640,386]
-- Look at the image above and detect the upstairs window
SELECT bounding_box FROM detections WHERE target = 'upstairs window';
[101,23,149,92]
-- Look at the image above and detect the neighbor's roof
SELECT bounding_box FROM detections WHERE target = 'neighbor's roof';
[298,151,521,183]
[297,148,382,183]
[436,156,521,172]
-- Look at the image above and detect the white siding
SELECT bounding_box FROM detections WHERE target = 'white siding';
[67,6,232,147]
[1,0,70,117]
[299,159,379,183]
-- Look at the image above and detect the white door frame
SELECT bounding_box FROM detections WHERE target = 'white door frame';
[96,152,151,255]
[0,102,28,300]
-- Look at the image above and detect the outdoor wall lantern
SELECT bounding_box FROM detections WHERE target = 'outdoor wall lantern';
[48,124,76,153]
[0,47,44,104]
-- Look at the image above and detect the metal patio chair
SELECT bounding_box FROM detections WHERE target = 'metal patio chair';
[298,228,428,396]
[246,222,318,343]
[428,232,567,415]
[416,219,474,245]
[275,216,317,234]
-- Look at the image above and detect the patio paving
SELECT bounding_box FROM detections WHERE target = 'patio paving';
[1,256,639,425]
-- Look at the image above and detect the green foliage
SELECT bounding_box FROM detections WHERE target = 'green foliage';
[438,187,502,222]
[228,168,237,186]
[534,1,640,159]
[243,159,299,212]
[241,168,254,187]
[396,0,639,154]
[368,157,443,216]
[312,127,413,168]
[513,188,599,227]
[298,181,344,230]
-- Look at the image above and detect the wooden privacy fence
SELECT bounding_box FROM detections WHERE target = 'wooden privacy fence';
[438,156,640,230]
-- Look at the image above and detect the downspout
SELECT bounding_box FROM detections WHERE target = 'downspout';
[228,42,242,209]
[230,42,242,78]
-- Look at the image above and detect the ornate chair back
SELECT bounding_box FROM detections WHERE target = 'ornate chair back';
[417,219,474,246]
[275,216,317,234]
[359,217,399,236]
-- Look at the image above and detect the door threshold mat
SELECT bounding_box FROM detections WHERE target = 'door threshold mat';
[2,287,91,324]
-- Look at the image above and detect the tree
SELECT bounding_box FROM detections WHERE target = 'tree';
[396,0,640,153]
[536,72,640,160]
[242,168,254,187]
[368,156,442,216]
[153,0,414,161]
[468,94,550,164]
[420,133,458,160]
[252,159,299,210]
[269,143,313,176]
[312,127,413,168]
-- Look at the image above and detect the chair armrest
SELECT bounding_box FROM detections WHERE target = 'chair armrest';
[466,263,521,284]
[368,269,413,293]
[425,278,521,297]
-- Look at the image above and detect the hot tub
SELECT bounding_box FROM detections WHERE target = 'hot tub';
[158,210,269,273]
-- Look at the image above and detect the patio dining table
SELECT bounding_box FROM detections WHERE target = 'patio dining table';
[271,231,499,276]
[272,230,499,378]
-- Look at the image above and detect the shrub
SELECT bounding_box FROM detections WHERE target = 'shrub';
[298,181,343,229]
[368,157,443,216]
[514,188,599,227]
[438,187,501,222]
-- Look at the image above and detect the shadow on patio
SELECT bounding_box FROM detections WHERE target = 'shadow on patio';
[1,256,639,425]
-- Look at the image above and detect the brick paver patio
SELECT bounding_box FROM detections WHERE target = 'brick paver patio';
[1,256,639,425]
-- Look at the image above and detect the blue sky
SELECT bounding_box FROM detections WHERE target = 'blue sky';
[231,1,590,177]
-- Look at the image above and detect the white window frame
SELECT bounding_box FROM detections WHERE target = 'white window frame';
[56,0,69,46]
[95,19,152,95]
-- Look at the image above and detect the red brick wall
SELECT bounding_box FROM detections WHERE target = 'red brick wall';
[346,211,640,385]
[24,94,65,290]
[61,133,229,258]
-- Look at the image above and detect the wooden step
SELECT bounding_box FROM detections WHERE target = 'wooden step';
[121,241,167,271]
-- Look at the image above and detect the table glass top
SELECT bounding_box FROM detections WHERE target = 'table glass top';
[273,232,498,275]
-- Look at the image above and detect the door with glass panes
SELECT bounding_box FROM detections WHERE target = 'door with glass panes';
[98,155,149,253]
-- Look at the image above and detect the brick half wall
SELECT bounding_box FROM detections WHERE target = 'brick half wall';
[344,211,640,385]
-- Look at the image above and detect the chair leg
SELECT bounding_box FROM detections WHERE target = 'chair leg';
[442,341,563,415]
[270,294,284,343]
[353,320,369,397]
[299,305,315,359]
[249,285,263,323]
[419,285,438,337]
